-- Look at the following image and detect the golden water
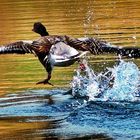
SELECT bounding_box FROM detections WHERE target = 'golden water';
[0,0,139,94]
[0,0,140,139]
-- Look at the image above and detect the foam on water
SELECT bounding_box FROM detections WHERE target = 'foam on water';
[71,59,140,102]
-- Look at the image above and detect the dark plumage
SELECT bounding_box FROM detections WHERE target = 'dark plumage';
[0,22,140,85]
[32,23,140,58]
[32,22,49,36]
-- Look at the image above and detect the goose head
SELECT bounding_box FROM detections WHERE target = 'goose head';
[32,22,49,36]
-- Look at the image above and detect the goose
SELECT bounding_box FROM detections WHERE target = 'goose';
[0,22,140,85]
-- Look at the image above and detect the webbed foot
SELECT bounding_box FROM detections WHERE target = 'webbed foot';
[36,79,53,85]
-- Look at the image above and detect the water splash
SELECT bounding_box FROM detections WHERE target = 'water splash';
[71,59,140,102]
[71,59,99,98]
[83,3,94,37]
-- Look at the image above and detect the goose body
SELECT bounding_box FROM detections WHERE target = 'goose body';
[48,42,87,67]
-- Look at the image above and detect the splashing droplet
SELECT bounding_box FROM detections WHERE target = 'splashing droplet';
[71,59,140,102]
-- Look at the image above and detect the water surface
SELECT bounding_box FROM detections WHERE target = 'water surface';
[0,0,140,139]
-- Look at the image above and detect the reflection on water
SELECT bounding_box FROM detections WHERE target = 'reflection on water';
[0,60,140,140]
[0,89,140,139]
[0,0,140,139]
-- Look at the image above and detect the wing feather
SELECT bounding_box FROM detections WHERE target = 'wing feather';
[65,36,103,54]
[65,36,140,58]
[0,41,35,54]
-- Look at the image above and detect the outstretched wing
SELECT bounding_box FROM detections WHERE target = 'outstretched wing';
[118,47,140,58]
[94,40,140,58]
[0,41,35,54]
[65,36,140,58]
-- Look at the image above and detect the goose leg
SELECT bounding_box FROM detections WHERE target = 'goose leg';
[36,72,53,85]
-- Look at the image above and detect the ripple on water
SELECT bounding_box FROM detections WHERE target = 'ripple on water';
[0,60,140,139]
[0,88,140,139]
